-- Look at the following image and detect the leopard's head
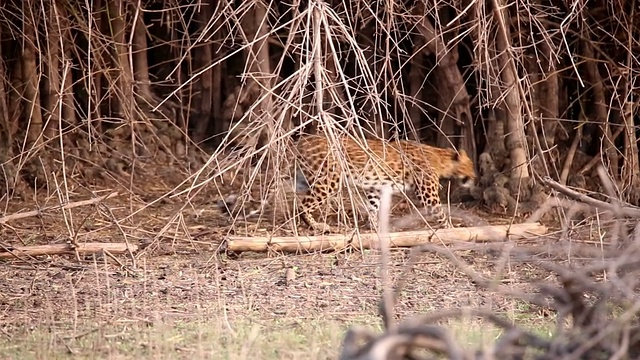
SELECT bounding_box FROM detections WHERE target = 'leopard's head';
[448,150,476,188]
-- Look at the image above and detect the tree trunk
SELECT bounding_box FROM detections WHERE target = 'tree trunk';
[407,36,425,141]
[435,71,457,149]
[621,79,639,190]
[525,53,555,178]
[131,6,153,103]
[539,41,559,153]
[43,0,62,140]
[538,64,560,177]
[0,32,10,147]
[0,17,19,197]
[620,2,640,203]
[191,3,214,144]
[582,40,617,180]
[211,1,225,147]
[7,53,23,145]
[22,0,44,150]
[59,4,76,130]
[241,0,274,137]
[42,2,76,142]
[107,0,134,123]
[492,0,529,181]
[525,3,560,171]
[414,5,474,156]
[356,23,386,138]
[484,99,510,177]
[324,48,348,121]
[90,0,104,134]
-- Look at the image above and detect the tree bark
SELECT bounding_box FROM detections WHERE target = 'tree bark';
[107,0,134,122]
[131,5,153,103]
[526,52,557,178]
[356,23,386,138]
[191,3,214,143]
[621,79,639,190]
[582,40,617,179]
[0,15,20,197]
[59,4,76,129]
[224,223,548,253]
[90,0,105,134]
[7,53,23,148]
[408,36,425,141]
[22,0,44,149]
[43,0,62,140]
[484,109,508,167]
[435,71,457,149]
[539,41,560,153]
[0,17,12,148]
[492,0,529,181]
[211,0,225,147]
[240,0,274,141]
[414,5,474,156]
[0,242,138,259]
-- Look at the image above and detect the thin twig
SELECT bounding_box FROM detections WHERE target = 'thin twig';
[0,192,119,224]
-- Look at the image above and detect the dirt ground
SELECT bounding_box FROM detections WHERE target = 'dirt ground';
[0,174,578,359]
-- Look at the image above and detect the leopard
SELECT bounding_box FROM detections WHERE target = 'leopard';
[294,134,476,233]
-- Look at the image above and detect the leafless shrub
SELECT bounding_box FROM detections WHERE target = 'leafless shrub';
[340,166,640,359]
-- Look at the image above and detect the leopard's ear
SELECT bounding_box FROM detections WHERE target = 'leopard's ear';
[452,150,467,162]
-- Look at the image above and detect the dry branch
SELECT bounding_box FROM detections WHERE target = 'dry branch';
[541,176,640,217]
[223,223,547,253]
[0,242,138,259]
[0,192,118,224]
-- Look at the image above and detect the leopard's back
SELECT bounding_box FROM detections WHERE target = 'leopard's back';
[295,135,423,189]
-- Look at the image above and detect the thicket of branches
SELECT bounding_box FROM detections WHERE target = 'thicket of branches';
[0,0,638,205]
[2,1,640,357]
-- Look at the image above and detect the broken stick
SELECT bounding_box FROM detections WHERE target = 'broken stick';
[540,176,640,218]
[0,242,138,259]
[223,222,548,253]
[0,192,119,224]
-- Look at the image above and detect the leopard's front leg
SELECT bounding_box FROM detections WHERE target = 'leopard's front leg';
[296,170,344,234]
[413,171,452,229]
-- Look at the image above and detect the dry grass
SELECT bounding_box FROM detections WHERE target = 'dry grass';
[0,250,554,360]
[0,181,568,359]
[2,313,355,359]
[3,313,525,359]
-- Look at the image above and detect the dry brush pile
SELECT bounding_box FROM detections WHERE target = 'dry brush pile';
[339,170,640,359]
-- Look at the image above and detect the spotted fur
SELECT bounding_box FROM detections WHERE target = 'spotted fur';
[294,135,476,232]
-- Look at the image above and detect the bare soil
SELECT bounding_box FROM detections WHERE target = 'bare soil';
[0,175,569,358]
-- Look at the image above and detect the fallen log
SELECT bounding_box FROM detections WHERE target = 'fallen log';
[223,222,548,253]
[0,242,138,259]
